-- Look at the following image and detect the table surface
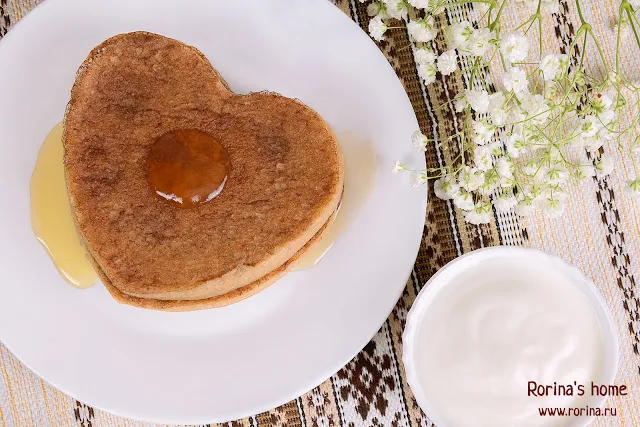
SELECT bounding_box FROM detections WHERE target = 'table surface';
[1,0,639,426]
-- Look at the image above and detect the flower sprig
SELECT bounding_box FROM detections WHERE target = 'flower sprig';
[376,0,640,223]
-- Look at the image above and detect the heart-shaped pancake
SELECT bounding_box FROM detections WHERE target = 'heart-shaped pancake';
[63,32,344,309]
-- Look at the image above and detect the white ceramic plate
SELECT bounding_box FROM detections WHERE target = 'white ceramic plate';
[0,0,426,423]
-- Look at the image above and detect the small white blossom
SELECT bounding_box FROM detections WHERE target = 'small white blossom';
[581,115,602,138]
[474,145,494,171]
[453,190,475,210]
[384,0,408,20]
[624,179,640,199]
[450,20,474,49]
[520,93,550,124]
[496,157,514,179]
[392,160,406,174]
[414,48,437,66]
[500,32,529,63]
[411,130,429,151]
[515,198,536,216]
[591,94,615,125]
[407,17,438,43]
[543,165,569,185]
[488,92,507,125]
[434,176,460,200]
[458,166,484,191]
[464,202,493,224]
[409,170,422,188]
[595,155,614,177]
[473,120,496,145]
[369,15,387,41]
[503,67,529,94]
[506,133,526,158]
[493,192,518,212]
[467,27,495,56]
[543,197,566,218]
[539,53,567,81]
[465,88,491,113]
[454,96,468,112]
[437,50,458,75]
[584,128,613,154]
[417,62,438,84]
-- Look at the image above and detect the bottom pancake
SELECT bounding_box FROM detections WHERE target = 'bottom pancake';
[94,210,334,311]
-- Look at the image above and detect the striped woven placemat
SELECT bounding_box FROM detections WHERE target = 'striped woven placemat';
[1,0,639,426]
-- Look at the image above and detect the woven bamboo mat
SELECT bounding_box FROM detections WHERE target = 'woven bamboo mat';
[1,0,639,426]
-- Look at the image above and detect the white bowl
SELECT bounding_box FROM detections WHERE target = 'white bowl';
[402,246,619,427]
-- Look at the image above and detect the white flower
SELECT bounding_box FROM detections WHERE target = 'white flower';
[520,93,550,124]
[493,192,518,212]
[409,170,429,188]
[581,115,602,138]
[584,128,613,154]
[515,198,536,216]
[539,53,567,81]
[392,160,406,174]
[500,32,529,63]
[591,94,615,125]
[543,165,568,185]
[506,132,526,158]
[473,120,496,145]
[464,202,493,224]
[496,157,514,179]
[474,145,494,171]
[454,96,468,112]
[467,27,494,56]
[453,190,475,210]
[437,50,458,75]
[369,15,387,41]
[458,166,484,191]
[384,0,408,20]
[624,179,640,199]
[503,67,529,94]
[595,154,614,177]
[411,130,428,151]
[465,88,490,113]
[488,92,507,125]
[450,20,474,49]
[407,17,438,43]
[434,176,460,200]
[417,62,437,84]
[414,48,437,66]
[543,197,566,218]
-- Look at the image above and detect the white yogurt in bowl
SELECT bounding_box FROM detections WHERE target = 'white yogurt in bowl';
[403,247,618,427]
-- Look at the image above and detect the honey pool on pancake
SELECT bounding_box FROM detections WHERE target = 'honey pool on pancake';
[31,124,373,288]
[147,129,231,209]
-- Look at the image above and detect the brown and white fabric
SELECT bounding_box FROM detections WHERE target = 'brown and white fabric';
[1,0,639,426]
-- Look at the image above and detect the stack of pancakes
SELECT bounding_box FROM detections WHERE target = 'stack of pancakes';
[63,32,344,311]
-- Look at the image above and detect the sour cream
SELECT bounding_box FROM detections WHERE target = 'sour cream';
[403,247,618,427]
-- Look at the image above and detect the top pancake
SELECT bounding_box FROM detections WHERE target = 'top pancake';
[63,32,344,301]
